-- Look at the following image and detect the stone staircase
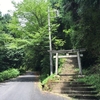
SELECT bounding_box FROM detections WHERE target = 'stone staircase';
[51,80,100,100]
[50,58,100,100]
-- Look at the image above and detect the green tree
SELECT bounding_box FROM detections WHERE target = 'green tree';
[0,12,25,71]
[8,0,52,73]
[7,0,66,74]
[0,12,11,34]
[60,0,100,66]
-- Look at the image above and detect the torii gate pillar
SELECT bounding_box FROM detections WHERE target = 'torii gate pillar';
[77,51,82,75]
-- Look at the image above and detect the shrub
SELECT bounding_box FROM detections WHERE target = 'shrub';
[0,68,20,82]
[0,48,24,72]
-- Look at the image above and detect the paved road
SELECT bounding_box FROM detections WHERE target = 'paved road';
[0,72,67,100]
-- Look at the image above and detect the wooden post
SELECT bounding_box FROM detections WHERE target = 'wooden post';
[77,51,82,75]
[55,53,58,75]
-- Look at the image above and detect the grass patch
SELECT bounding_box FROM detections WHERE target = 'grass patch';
[58,58,66,74]
[41,74,55,85]
[40,58,65,85]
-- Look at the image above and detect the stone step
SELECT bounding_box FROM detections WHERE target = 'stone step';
[68,94,100,99]
[77,99,98,100]
[53,90,98,95]
[53,87,96,91]
[51,81,87,85]
[66,84,92,87]
[59,74,85,78]
[51,82,92,87]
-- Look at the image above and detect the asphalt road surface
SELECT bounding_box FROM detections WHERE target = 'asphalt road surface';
[0,72,67,100]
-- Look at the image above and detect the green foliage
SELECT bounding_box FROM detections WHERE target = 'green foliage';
[53,37,65,49]
[0,68,20,82]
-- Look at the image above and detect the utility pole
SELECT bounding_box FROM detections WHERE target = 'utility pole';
[48,7,53,75]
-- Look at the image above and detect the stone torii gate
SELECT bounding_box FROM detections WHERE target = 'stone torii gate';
[48,49,85,75]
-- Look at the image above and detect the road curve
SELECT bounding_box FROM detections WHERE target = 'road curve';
[0,72,67,100]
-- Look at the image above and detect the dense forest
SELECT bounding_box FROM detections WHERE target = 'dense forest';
[0,0,100,79]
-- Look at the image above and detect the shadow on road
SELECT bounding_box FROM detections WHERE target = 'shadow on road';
[9,71,39,82]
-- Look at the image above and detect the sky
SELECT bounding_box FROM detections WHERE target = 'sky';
[0,0,22,15]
